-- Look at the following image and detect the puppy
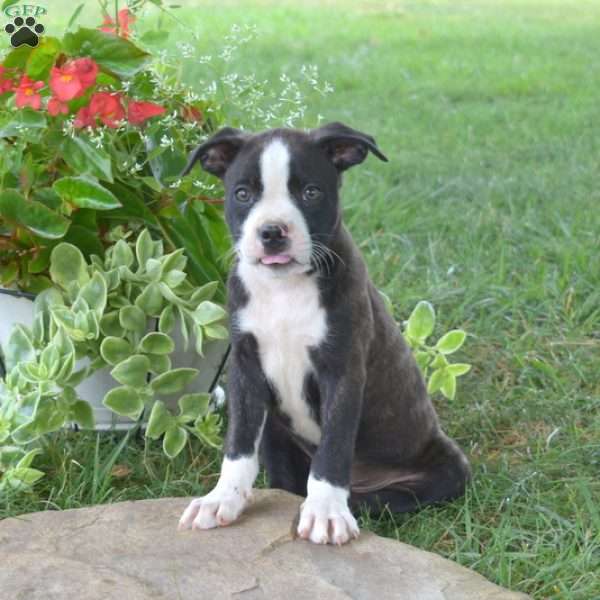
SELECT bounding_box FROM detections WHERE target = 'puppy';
[178,122,470,545]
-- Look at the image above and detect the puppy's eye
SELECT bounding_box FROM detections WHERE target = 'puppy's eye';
[302,185,322,202]
[234,186,251,203]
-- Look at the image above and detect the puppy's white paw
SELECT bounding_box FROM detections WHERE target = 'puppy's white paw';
[178,487,250,530]
[297,476,359,545]
[178,456,258,531]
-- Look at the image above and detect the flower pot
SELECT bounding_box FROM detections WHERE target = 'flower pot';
[0,287,229,431]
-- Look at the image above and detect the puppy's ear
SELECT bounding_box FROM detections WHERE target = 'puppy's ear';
[182,127,247,179]
[311,122,388,171]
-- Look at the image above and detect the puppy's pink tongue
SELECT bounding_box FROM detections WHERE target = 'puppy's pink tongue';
[261,254,292,265]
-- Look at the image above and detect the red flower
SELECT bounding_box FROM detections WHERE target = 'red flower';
[89,92,125,128]
[127,100,166,125]
[70,58,99,89]
[74,106,94,128]
[49,58,98,102]
[0,66,15,94]
[48,97,69,116]
[99,8,136,38]
[15,75,44,110]
[50,65,82,102]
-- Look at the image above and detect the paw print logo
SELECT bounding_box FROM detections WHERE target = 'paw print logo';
[5,16,45,48]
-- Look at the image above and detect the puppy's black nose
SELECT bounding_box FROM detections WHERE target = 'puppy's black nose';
[259,223,287,242]
[258,223,289,251]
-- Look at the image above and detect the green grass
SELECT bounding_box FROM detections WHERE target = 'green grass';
[3,1,600,598]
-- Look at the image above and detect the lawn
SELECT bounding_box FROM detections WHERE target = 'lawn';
[2,1,599,598]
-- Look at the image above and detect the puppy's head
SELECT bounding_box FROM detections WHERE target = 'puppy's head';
[184,122,387,276]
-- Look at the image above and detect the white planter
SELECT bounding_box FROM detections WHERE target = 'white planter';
[0,288,228,431]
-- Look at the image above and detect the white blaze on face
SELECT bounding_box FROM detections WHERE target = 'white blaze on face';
[238,139,312,270]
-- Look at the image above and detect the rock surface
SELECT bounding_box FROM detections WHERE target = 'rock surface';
[0,489,529,599]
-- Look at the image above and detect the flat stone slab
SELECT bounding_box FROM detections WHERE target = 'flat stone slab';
[0,489,528,599]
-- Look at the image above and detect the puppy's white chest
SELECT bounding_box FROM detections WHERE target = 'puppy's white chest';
[237,269,326,444]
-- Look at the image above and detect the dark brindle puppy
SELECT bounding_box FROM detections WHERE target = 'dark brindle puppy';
[178,122,470,545]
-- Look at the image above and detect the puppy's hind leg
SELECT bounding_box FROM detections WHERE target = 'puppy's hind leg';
[351,433,471,515]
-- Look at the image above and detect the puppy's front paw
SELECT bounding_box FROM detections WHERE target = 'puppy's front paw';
[178,488,250,531]
[297,478,359,545]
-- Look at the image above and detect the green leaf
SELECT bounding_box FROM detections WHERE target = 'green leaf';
[11,422,40,445]
[427,368,447,395]
[158,305,175,334]
[78,272,107,317]
[54,177,121,210]
[135,229,154,268]
[70,400,94,429]
[440,372,457,400]
[110,355,150,387]
[146,125,187,183]
[135,282,163,315]
[33,187,62,211]
[64,224,104,258]
[16,448,42,469]
[111,239,134,268]
[435,330,467,355]
[4,324,35,372]
[0,108,46,138]
[190,281,219,304]
[103,386,144,419]
[161,248,187,273]
[414,351,431,372]
[0,190,69,239]
[139,332,174,355]
[28,246,51,274]
[50,243,89,288]
[406,301,435,342]
[63,28,150,78]
[35,287,64,311]
[431,353,449,369]
[147,258,163,281]
[177,305,189,350]
[146,400,172,439]
[204,324,228,340]
[0,261,18,285]
[100,337,133,365]
[193,301,226,326]
[105,182,159,228]
[100,311,124,337]
[26,37,62,80]
[163,426,187,458]
[163,269,186,288]
[150,368,198,395]
[51,307,90,341]
[447,363,471,377]
[192,413,222,449]
[4,466,44,489]
[62,137,114,183]
[177,393,210,423]
[119,305,146,335]
[164,210,225,288]
[149,354,171,375]
[40,344,60,377]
